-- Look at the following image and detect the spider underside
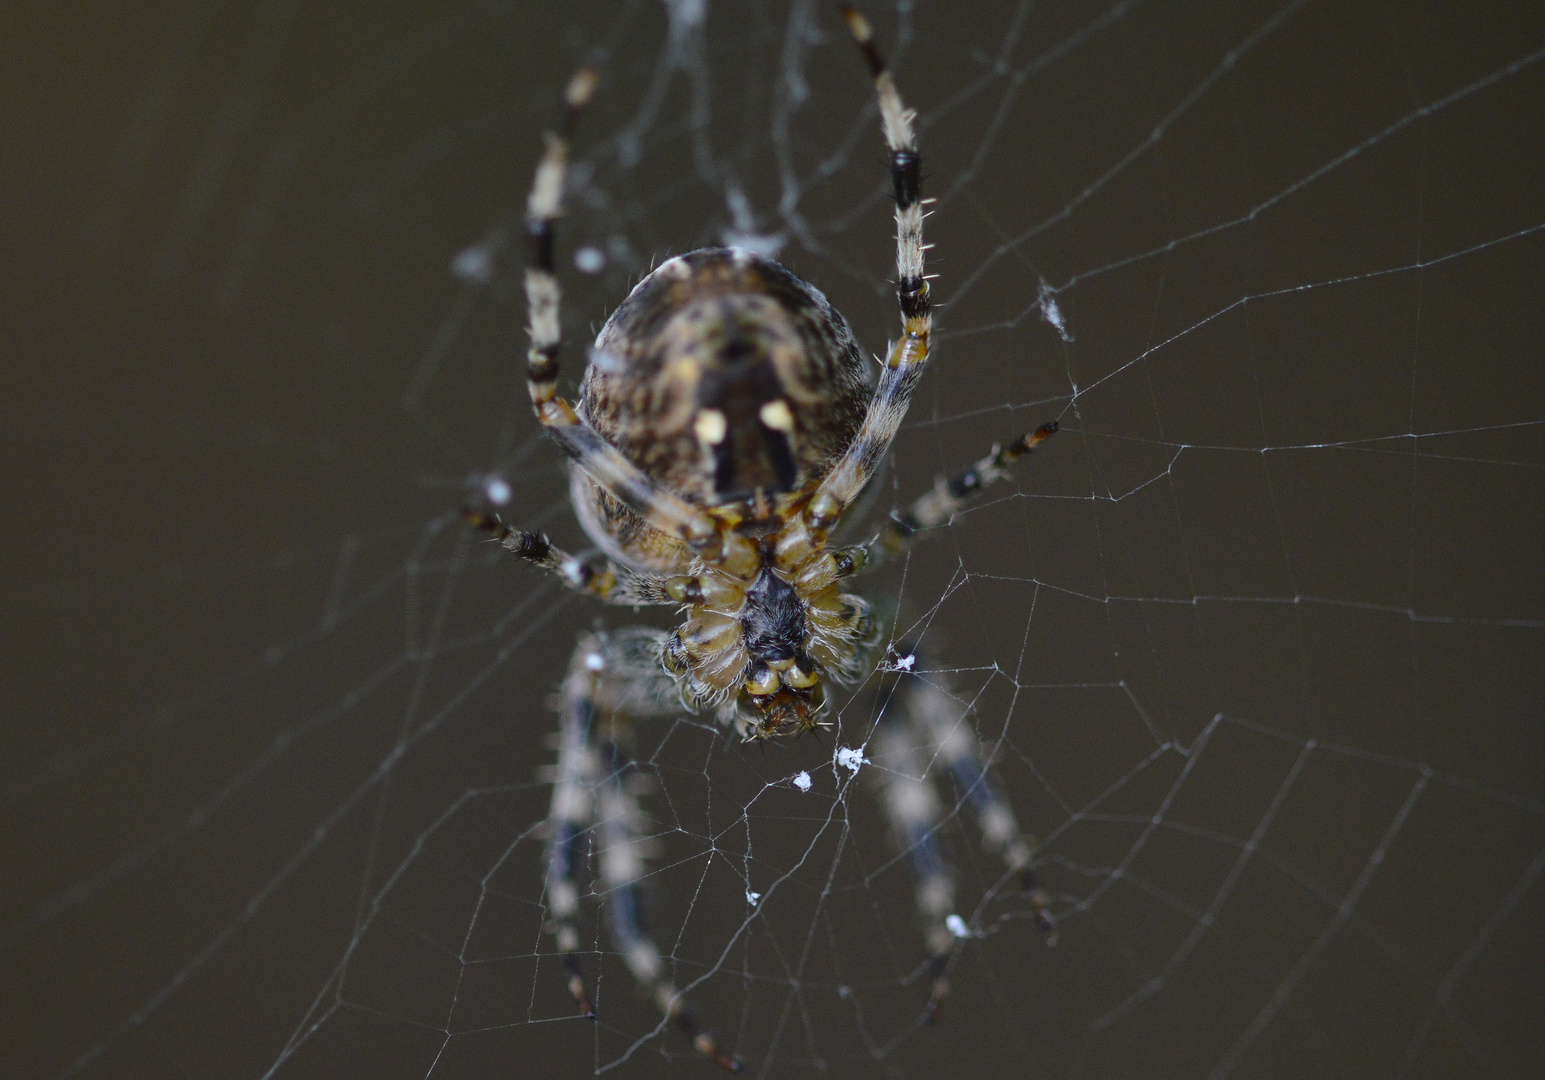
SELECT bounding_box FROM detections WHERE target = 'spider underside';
[468,10,1058,1069]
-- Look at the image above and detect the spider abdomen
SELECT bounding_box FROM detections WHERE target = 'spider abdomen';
[579,248,872,525]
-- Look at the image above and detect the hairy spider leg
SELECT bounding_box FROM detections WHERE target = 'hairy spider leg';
[545,631,742,1072]
[870,711,955,1019]
[521,68,718,550]
[545,666,602,1019]
[814,9,934,515]
[462,509,679,606]
[903,673,1055,934]
[868,422,1060,566]
[870,666,1054,1023]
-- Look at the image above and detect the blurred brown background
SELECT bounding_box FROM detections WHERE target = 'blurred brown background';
[3,1,1543,1077]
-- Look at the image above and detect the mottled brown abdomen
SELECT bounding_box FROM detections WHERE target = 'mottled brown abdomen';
[572,247,872,571]
[581,247,871,504]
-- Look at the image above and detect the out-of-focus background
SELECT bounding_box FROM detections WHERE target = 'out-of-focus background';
[4,1,1543,1077]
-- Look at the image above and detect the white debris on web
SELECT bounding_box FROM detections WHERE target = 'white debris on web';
[589,348,626,374]
[1038,279,1073,342]
[482,475,512,506]
[946,914,971,939]
[889,653,915,672]
[573,246,606,274]
[451,243,495,284]
[745,890,761,905]
[720,184,786,258]
[835,746,867,774]
[721,231,787,259]
[792,770,812,792]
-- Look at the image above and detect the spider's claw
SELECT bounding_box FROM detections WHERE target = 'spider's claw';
[461,506,500,532]
[675,1010,742,1072]
[923,953,950,1025]
[710,1048,744,1073]
[563,955,597,1019]
[1021,867,1057,943]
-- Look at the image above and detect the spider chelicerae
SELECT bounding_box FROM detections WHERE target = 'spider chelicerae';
[465,9,1057,1069]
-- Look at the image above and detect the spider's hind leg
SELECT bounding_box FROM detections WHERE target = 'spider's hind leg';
[870,697,956,1021]
[545,629,742,1071]
[867,658,1054,1023]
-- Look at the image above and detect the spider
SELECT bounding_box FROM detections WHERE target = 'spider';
[465,10,1057,1069]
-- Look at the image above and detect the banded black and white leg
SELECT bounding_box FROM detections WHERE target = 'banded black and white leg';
[868,663,1054,1022]
[463,508,686,605]
[521,68,720,552]
[869,422,1059,564]
[545,629,742,1071]
[808,9,934,526]
[810,10,1060,544]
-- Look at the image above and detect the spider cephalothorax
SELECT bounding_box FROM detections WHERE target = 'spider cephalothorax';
[466,9,1056,1069]
[656,503,882,738]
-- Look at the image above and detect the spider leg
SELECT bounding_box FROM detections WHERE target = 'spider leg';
[869,664,1053,1022]
[463,509,677,605]
[868,422,1059,567]
[813,10,933,515]
[546,630,742,1071]
[903,673,1054,937]
[522,69,717,550]
[870,704,956,1022]
[546,653,602,1019]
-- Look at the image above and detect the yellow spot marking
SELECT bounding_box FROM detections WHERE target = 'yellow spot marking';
[758,399,795,432]
[564,68,599,108]
[666,357,701,388]
[694,408,728,445]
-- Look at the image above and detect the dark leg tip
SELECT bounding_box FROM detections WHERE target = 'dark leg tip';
[462,506,502,534]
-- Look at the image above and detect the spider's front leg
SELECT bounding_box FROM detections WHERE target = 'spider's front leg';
[519,68,721,554]
[811,12,1060,543]
[868,662,1054,1023]
[812,8,934,518]
[544,629,742,1072]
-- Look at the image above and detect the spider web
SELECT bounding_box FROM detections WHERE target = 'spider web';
[6,0,1545,1077]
